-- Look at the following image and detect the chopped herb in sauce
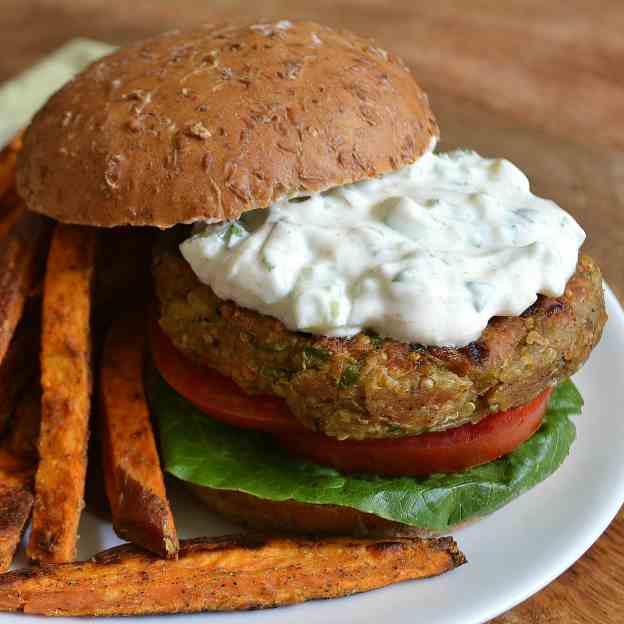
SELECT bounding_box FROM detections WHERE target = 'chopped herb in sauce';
[338,365,359,388]
[303,346,330,369]
[368,334,384,348]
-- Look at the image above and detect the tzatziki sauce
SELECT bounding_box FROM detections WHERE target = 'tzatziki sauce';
[180,148,585,347]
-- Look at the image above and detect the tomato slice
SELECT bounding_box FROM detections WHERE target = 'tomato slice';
[151,319,552,476]
[275,388,552,476]
[150,320,307,433]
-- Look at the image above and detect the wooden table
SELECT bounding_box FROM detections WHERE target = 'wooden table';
[4,2,624,621]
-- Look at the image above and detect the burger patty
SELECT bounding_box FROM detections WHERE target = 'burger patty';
[154,251,606,440]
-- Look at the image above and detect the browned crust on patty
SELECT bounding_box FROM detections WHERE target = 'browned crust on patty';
[154,251,606,439]
[17,21,437,228]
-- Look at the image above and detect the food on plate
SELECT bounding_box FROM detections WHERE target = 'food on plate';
[100,313,178,558]
[0,382,40,572]
[0,146,42,573]
[0,534,464,615]
[0,134,21,201]
[0,192,25,241]
[0,207,48,365]
[17,20,607,536]
[5,384,40,464]
[28,224,96,563]
[0,322,38,435]
[0,455,34,574]
[9,17,607,611]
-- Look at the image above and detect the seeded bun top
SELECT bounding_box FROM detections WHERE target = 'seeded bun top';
[17,20,438,228]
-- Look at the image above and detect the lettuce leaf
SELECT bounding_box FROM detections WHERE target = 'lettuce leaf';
[155,378,582,531]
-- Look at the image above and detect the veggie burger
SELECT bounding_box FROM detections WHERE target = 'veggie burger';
[17,21,606,535]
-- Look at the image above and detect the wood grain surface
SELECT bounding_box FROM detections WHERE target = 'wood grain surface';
[3,1,624,621]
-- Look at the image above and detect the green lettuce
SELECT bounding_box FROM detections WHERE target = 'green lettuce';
[154,377,582,531]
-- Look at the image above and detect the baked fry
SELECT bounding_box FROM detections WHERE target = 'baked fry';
[0,208,48,366]
[28,224,97,564]
[0,323,38,436]
[0,191,24,241]
[0,453,34,574]
[6,384,41,463]
[0,383,40,572]
[0,534,465,615]
[0,134,22,201]
[100,312,178,558]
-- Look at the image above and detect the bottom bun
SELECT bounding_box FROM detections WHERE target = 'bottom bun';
[188,484,475,537]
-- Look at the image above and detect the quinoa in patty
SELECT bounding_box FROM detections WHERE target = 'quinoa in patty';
[153,249,606,440]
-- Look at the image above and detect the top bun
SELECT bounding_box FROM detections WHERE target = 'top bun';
[17,21,438,228]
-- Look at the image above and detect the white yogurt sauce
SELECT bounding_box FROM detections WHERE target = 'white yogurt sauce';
[180,148,585,347]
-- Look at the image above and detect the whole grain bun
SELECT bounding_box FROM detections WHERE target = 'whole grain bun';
[188,484,473,537]
[17,20,438,228]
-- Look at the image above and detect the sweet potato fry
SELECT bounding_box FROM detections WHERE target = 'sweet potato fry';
[6,384,41,464]
[0,533,465,615]
[0,383,40,572]
[100,312,178,558]
[0,208,49,366]
[0,454,34,574]
[0,191,24,241]
[28,224,97,564]
[0,323,38,435]
[0,134,22,201]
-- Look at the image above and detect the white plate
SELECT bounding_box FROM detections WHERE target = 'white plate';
[6,285,624,624]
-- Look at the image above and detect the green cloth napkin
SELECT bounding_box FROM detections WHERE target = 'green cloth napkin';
[0,38,114,146]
